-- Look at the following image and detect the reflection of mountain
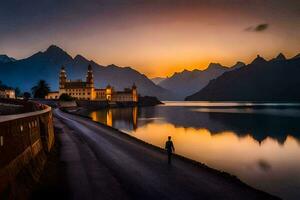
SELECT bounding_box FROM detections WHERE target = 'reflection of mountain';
[207,112,300,144]
[136,106,300,144]
[88,105,300,144]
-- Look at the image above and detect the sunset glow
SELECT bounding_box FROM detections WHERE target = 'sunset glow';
[1,0,300,77]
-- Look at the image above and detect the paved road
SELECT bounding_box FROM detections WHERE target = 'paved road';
[54,109,279,200]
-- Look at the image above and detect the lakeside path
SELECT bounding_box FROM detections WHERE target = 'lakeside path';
[53,109,279,200]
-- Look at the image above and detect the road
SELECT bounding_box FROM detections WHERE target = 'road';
[53,109,279,200]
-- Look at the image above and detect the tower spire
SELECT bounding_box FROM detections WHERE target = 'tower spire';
[59,66,67,89]
[86,64,94,88]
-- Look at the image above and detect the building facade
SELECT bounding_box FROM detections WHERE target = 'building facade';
[0,89,15,99]
[46,64,138,102]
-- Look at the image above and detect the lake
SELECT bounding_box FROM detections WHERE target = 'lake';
[83,101,300,200]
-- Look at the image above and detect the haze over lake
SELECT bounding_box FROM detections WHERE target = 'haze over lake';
[83,101,300,200]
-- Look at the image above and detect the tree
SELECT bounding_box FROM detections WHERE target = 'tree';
[23,92,31,100]
[31,80,51,98]
[0,80,9,89]
[59,93,74,101]
[15,87,21,97]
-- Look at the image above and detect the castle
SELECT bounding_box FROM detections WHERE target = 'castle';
[46,65,138,102]
[0,89,15,99]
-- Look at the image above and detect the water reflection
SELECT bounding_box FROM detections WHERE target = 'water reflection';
[91,106,138,130]
[87,103,300,200]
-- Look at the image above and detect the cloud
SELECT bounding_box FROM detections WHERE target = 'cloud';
[245,23,269,32]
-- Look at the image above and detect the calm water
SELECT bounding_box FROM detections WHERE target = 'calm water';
[84,101,300,200]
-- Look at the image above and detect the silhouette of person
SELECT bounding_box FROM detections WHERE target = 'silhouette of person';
[165,136,175,164]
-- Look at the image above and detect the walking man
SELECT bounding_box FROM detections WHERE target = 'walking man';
[165,136,175,164]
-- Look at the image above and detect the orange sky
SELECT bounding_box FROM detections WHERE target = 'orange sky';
[1,0,300,78]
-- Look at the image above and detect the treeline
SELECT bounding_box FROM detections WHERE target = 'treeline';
[0,79,52,99]
[0,80,13,90]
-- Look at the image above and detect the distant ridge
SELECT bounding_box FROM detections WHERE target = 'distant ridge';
[158,62,245,100]
[186,53,300,101]
[151,77,166,85]
[0,55,16,63]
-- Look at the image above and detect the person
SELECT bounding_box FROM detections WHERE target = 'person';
[165,136,175,164]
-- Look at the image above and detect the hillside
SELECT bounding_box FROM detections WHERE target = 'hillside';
[158,62,245,99]
[0,55,16,63]
[185,54,300,101]
[151,77,166,85]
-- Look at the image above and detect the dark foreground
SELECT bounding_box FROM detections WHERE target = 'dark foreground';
[34,109,279,200]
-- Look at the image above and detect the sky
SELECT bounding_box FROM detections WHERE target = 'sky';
[0,0,300,77]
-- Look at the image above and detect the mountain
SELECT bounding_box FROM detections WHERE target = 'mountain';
[270,53,286,62]
[0,45,174,100]
[0,55,16,63]
[292,53,300,59]
[185,53,300,101]
[151,77,166,85]
[158,62,245,100]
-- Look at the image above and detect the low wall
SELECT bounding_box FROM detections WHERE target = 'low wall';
[0,103,23,115]
[0,102,54,199]
[76,100,108,109]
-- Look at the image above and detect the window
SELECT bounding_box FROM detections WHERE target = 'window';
[0,136,3,147]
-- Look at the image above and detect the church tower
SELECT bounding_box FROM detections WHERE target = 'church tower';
[59,66,67,89]
[86,64,94,88]
[59,66,67,96]
[86,64,95,100]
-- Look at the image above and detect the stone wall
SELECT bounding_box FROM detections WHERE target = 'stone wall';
[76,100,108,109]
[0,102,54,199]
[0,103,23,115]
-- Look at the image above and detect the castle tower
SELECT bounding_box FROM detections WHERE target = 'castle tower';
[59,66,67,89]
[86,64,95,100]
[86,64,94,88]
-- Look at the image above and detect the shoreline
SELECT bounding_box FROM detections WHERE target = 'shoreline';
[62,108,280,199]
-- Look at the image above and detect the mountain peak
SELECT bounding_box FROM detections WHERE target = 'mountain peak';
[276,53,286,60]
[74,54,90,63]
[107,64,119,68]
[251,55,267,65]
[208,62,222,67]
[40,45,73,62]
[231,61,245,69]
[45,45,65,53]
[270,53,286,62]
[0,55,16,63]
[206,63,226,71]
